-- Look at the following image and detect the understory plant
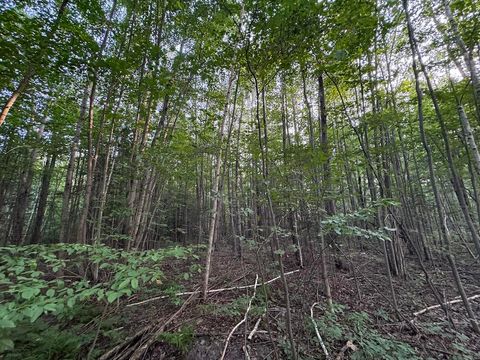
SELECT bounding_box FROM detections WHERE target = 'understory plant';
[0,243,201,353]
[311,302,419,359]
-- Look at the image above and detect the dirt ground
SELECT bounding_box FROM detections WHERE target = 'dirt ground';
[99,246,480,359]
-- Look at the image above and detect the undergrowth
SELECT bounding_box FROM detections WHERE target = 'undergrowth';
[197,293,267,321]
[157,325,195,354]
[0,243,202,356]
[311,302,419,359]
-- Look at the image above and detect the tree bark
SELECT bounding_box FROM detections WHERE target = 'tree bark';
[0,0,70,126]
[203,70,235,300]
[404,0,480,333]
[29,153,57,244]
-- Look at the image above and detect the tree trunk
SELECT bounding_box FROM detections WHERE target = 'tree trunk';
[59,85,89,243]
[0,0,70,126]
[203,70,235,300]
[29,153,57,244]
[404,0,480,333]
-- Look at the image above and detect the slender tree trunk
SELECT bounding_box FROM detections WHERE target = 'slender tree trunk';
[78,0,118,244]
[203,70,235,300]
[78,80,96,244]
[443,0,480,122]
[29,153,57,244]
[0,0,70,126]
[404,0,480,333]
[409,7,480,258]
[317,73,334,308]
[458,104,480,176]
[9,155,35,244]
[59,85,89,243]
[9,124,44,244]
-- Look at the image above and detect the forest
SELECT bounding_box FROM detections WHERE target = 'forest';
[0,0,479,358]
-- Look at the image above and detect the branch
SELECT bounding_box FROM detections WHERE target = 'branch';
[310,302,329,359]
[127,269,300,307]
[248,315,264,340]
[220,274,259,360]
[129,293,196,360]
[413,294,480,317]
[99,293,196,360]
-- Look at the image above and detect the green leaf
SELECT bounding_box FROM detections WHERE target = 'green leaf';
[67,297,75,308]
[273,249,285,256]
[28,306,44,322]
[96,288,105,300]
[128,270,138,277]
[0,319,15,329]
[46,289,55,297]
[21,287,40,300]
[131,278,139,290]
[0,338,14,351]
[118,278,130,290]
[43,303,57,312]
[107,291,120,303]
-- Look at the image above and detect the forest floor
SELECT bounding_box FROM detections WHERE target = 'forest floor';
[88,246,480,360]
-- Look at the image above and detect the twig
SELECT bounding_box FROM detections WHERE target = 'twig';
[248,315,264,340]
[413,294,480,317]
[242,345,252,360]
[129,292,197,360]
[127,269,300,307]
[220,274,259,360]
[99,293,196,360]
[87,303,109,360]
[310,302,329,359]
[423,345,454,356]
[98,325,151,360]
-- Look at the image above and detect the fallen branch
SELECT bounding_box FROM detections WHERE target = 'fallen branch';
[242,345,252,360]
[310,302,329,359]
[220,274,259,360]
[413,294,480,317]
[248,315,264,340]
[129,292,196,360]
[423,345,454,356]
[98,325,151,360]
[127,269,300,307]
[100,293,196,360]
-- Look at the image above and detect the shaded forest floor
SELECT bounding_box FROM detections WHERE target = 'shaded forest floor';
[83,246,480,359]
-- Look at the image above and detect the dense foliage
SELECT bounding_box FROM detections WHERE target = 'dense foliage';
[0,243,200,352]
[1,0,480,358]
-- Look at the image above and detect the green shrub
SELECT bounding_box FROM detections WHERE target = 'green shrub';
[157,325,194,354]
[312,303,419,360]
[0,243,201,354]
[214,295,265,318]
[3,320,92,360]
